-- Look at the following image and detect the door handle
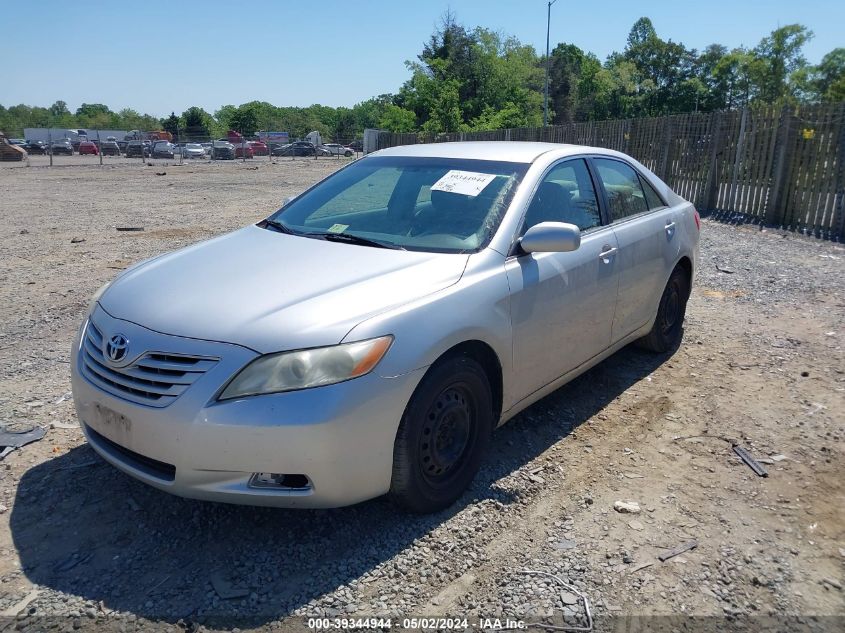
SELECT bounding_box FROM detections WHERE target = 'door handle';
[665,221,676,232]
[599,246,618,261]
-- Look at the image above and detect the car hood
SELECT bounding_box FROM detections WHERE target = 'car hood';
[99,225,469,353]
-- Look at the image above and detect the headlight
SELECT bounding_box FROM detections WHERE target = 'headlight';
[218,335,393,400]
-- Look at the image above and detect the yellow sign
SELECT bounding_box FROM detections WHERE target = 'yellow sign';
[802,128,815,140]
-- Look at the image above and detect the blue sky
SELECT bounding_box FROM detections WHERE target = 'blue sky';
[2,0,842,117]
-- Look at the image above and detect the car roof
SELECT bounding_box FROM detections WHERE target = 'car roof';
[371,141,623,164]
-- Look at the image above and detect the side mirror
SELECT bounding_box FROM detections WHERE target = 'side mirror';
[519,222,581,254]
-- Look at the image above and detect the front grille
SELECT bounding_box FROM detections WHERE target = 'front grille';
[86,424,176,482]
[80,319,217,408]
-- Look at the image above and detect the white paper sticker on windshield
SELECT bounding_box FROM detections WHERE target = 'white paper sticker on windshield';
[430,170,497,197]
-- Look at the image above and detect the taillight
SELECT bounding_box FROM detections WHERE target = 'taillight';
[693,209,700,231]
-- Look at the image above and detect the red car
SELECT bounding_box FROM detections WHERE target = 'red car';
[78,140,99,155]
[234,144,254,159]
[248,140,269,156]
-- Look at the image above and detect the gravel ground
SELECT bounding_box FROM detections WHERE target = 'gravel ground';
[0,159,842,632]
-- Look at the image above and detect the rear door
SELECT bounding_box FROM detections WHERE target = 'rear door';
[590,157,679,342]
[506,157,620,400]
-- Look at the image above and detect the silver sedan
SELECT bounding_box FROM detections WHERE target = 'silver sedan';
[71,142,700,513]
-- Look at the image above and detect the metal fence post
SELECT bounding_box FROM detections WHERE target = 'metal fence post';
[48,129,53,167]
[97,130,103,166]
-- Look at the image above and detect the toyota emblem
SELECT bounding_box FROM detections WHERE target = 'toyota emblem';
[105,334,130,363]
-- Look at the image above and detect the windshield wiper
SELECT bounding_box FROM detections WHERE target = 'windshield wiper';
[259,219,299,235]
[305,232,406,250]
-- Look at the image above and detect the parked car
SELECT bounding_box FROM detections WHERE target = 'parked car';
[50,140,74,155]
[117,140,129,153]
[321,143,354,157]
[211,141,235,160]
[152,141,175,159]
[125,141,150,157]
[234,143,254,159]
[71,142,699,513]
[348,139,364,152]
[248,140,269,156]
[269,143,291,156]
[100,140,121,156]
[182,143,206,159]
[200,142,213,154]
[25,140,48,155]
[8,138,26,146]
[275,141,317,156]
[77,140,99,155]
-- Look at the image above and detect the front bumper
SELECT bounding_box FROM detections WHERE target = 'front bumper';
[71,305,424,508]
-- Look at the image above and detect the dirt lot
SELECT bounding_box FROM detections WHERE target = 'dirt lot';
[0,159,842,632]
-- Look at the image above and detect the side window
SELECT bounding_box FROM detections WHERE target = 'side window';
[521,158,601,234]
[594,158,649,221]
[639,174,667,210]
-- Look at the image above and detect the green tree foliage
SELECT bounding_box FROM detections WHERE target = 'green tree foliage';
[378,104,417,132]
[161,111,181,136]
[180,106,214,140]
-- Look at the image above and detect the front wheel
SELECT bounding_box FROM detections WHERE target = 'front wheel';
[637,266,690,353]
[389,356,493,513]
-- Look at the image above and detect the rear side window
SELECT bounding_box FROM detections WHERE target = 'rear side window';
[593,158,649,221]
[639,175,667,210]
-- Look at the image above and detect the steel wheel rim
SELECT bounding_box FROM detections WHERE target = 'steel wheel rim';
[660,280,682,335]
[419,384,475,486]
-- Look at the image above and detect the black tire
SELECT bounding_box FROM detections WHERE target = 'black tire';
[344,150,352,157]
[637,266,690,353]
[389,356,493,513]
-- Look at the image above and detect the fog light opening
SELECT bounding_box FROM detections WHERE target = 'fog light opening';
[249,472,311,490]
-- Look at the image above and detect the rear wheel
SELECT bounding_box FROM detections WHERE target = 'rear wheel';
[389,356,493,513]
[637,266,690,353]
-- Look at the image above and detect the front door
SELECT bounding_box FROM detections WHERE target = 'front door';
[506,158,620,402]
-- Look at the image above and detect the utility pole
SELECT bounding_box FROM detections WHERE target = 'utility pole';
[544,0,558,127]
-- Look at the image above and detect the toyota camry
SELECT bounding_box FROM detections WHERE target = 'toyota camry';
[71,142,699,513]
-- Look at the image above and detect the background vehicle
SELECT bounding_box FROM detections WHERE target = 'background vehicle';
[50,139,73,155]
[78,140,99,155]
[248,140,269,156]
[125,141,150,157]
[152,141,175,158]
[8,138,26,146]
[234,144,254,159]
[0,132,27,161]
[269,143,291,156]
[276,141,317,156]
[100,140,121,156]
[321,143,354,157]
[183,143,206,159]
[211,141,235,159]
[25,140,48,154]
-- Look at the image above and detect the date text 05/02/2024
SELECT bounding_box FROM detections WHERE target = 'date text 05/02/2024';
[306,617,527,630]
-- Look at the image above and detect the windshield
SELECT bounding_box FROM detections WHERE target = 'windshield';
[268,156,527,253]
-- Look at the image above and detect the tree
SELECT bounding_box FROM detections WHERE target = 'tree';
[161,111,180,137]
[228,104,259,136]
[378,104,416,132]
[810,48,845,101]
[751,24,814,103]
[181,106,212,140]
[49,100,70,117]
[548,43,586,124]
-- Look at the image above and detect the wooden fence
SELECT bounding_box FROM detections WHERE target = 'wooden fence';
[375,103,845,240]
